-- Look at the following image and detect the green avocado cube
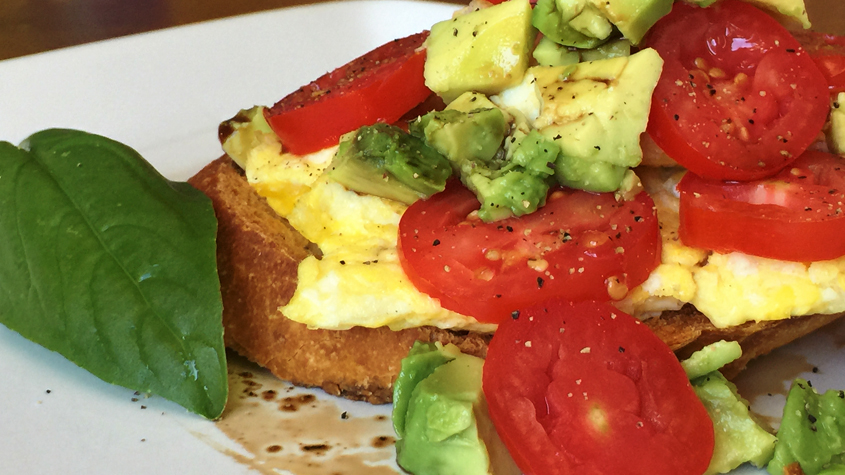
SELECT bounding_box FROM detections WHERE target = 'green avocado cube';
[827,93,845,156]
[533,0,672,47]
[512,48,663,192]
[768,379,845,475]
[392,342,521,475]
[425,0,535,103]
[682,340,743,380]
[326,123,452,205]
[693,372,777,475]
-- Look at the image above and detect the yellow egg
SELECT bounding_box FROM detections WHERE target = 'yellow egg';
[286,178,405,255]
[625,167,845,329]
[248,153,494,333]
[284,250,494,332]
[244,145,335,217]
[246,137,845,333]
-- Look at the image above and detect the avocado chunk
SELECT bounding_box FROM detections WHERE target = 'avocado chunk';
[682,340,743,380]
[532,0,672,47]
[533,36,582,67]
[767,379,845,475]
[393,342,521,475]
[818,464,845,474]
[680,341,777,474]
[680,0,719,6]
[411,107,509,168]
[827,93,845,156]
[554,152,629,191]
[325,123,452,205]
[533,36,631,68]
[425,0,535,103]
[532,0,614,49]
[393,342,460,438]
[692,371,777,474]
[464,129,560,222]
[494,48,663,192]
[412,102,560,222]
[461,134,560,222]
[580,38,632,62]
[446,91,508,116]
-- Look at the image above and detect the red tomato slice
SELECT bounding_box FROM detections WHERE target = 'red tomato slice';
[678,150,845,261]
[397,181,661,323]
[482,300,715,475]
[264,31,431,156]
[645,0,829,181]
[793,30,845,93]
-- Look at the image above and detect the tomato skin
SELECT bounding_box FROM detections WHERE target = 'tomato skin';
[793,30,845,93]
[397,181,661,324]
[678,150,845,262]
[645,0,829,181]
[482,300,715,475]
[264,31,431,155]
[815,54,845,92]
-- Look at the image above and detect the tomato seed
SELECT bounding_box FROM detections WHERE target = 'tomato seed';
[709,67,726,78]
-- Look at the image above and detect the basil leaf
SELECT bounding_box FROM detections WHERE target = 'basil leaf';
[0,129,227,419]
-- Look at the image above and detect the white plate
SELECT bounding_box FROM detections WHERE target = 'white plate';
[1,1,844,474]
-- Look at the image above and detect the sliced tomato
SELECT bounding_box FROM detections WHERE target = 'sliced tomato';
[482,300,714,475]
[678,150,845,261]
[264,31,431,155]
[645,0,829,181]
[397,181,660,324]
[793,30,845,93]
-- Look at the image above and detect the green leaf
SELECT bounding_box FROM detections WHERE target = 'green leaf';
[0,129,227,419]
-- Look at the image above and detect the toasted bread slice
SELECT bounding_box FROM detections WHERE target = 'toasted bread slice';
[189,156,844,403]
[189,156,489,404]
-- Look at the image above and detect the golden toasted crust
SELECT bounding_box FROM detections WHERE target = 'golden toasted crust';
[189,156,844,403]
[644,304,844,379]
[189,157,489,404]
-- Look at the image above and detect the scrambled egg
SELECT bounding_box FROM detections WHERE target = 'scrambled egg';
[618,167,845,328]
[244,142,335,216]
[241,142,845,332]
[227,103,845,332]
[240,145,495,333]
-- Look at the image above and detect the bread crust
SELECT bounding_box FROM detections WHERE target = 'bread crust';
[189,157,489,404]
[645,304,843,379]
[189,156,844,403]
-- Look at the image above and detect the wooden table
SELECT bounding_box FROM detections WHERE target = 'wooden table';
[1,0,842,62]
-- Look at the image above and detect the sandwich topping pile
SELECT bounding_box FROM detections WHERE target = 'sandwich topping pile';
[3,0,845,472]
[223,0,845,333]
[215,0,845,473]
